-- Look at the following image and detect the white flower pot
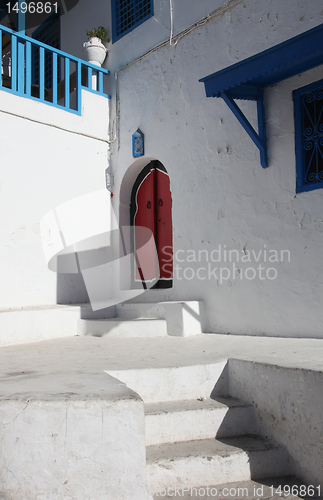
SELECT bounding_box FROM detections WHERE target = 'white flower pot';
[83,37,108,67]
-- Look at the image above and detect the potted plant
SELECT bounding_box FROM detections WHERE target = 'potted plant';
[83,26,109,67]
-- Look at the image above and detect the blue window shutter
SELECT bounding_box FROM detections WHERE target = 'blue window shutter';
[294,79,323,193]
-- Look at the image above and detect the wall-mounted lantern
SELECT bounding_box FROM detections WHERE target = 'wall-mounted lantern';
[132,128,144,157]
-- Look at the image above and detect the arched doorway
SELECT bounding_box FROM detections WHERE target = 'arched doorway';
[130,160,173,289]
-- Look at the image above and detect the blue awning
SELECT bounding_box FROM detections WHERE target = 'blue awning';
[200,23,323,100]
[199,24,323,169]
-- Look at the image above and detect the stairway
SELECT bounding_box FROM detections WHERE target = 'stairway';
[78,300,203,337]
[145,397,291,497]
[105,362,306,500]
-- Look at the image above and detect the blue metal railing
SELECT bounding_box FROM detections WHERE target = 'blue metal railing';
[0,25,110,114]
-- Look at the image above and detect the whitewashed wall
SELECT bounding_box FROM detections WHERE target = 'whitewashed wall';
[109,0,323,337]
[0,90,110,310]
[60,0,230,67]
[226,359,323,487]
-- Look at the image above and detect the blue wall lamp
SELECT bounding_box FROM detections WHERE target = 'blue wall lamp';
[132,128,144,157]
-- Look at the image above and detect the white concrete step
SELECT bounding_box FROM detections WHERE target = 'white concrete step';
[145,397,257,446]
[116,300,203,336]
[150,476,314,499]
[77,318,167,337]
[80,303,116,320]
[146,435,291,493]
[106,361,228,403]
[0,304,81,347]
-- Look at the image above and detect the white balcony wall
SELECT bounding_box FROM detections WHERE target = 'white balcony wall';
[0,90,109,309]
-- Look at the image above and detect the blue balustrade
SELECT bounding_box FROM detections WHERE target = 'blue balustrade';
[0,24,110,114]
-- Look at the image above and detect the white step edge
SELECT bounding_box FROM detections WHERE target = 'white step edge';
[79,303,117,320]
[116,301,203,336]
[77,318,168,337]
[106,361,228,403]
[146,435,291,492]
[0,305,81,347]
[145,397,257,446]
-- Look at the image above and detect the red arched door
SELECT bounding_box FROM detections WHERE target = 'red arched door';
[130,161,173,289]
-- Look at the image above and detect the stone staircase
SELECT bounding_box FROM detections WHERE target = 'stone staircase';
[147,435,290,495]
[105,362,301,500]
[0,311,319,499]
[77,300,203,337]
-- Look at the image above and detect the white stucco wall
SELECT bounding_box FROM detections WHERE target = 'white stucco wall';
[0,371,149,500]
[107,0,323,337]
[0,90,110,310]
[225,359,323,488]
[59,0,232,68]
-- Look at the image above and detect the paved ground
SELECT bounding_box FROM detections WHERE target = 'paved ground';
[0,334,322,499]
[0,333,322,400]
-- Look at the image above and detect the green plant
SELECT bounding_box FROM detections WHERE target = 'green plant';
[86,26,109,43]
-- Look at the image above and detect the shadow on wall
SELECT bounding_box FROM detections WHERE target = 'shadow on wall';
[210,359,323,488]
[207,363,286,483]
[57,271,90,305]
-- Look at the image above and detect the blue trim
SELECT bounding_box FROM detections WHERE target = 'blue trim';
[112,0,154,43]
[294,79,323,193]
[200,23,323,170]
[76,60,82,111]
[98,71,103,93]
[11,35,17,92]
[0,24,110,114]
[221,89,268,168]
[294,84,303,192]
[0,83,80,114]
[52,52,58,105]
[296,182,323,193]
[200,23,323,98]
[64,57,70,108]
[256,91,268,169]
[132,128,144,157]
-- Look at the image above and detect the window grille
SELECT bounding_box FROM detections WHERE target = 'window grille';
[112,0,153,42]
[294,79,323,193]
